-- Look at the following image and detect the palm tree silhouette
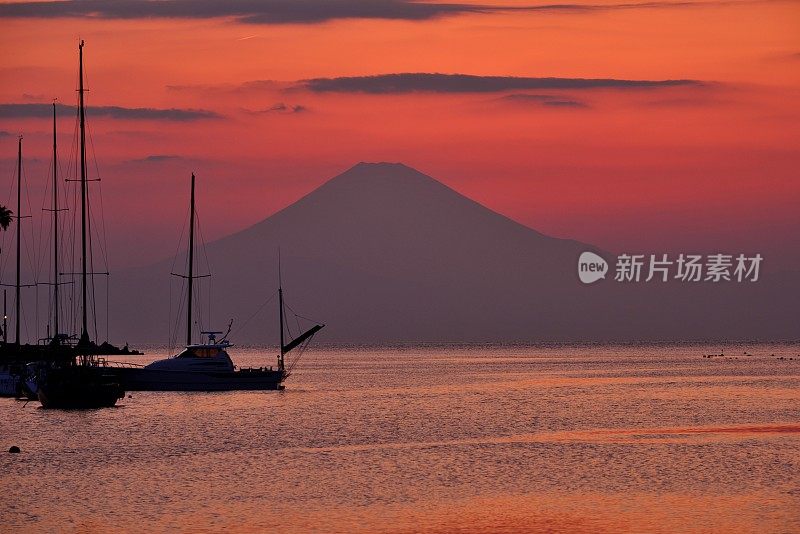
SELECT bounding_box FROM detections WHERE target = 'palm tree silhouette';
[0,206,11,231]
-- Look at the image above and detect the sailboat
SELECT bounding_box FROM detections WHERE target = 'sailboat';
[108,174,324,391]
[0,136,28,397]
[35,41,125,409]
[0,130,69,397]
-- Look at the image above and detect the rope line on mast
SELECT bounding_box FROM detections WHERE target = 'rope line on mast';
[40,154,55,339]
[81,81,111,343]
[194,208,213,334]
[169,276,189,351]
[283,303,322,327]
[168,199,190,351]
[62,105,80,339]
[67,117,79,338]
[228,290,278,339]
[86,120,97,341]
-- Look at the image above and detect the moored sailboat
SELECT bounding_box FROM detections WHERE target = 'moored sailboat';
[35,41,125,408]
[0,136,29,397]
[108,174,324,391]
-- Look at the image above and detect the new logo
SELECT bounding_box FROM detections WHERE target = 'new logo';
[578,251,608,284]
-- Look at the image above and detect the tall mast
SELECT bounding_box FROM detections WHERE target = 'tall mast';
[52,102,60,340]
[78,40,89,345]
[15,136,21,344]
[186,173,195,346]
[278,252,284,370]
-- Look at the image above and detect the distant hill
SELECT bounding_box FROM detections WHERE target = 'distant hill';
[110,162,799,344]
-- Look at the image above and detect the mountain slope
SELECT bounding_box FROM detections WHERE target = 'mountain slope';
[110,162,798,344]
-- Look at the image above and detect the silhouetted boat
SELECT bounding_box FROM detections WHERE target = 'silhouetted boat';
[108,174,323,391]
[0,134,37,398]
[35,41,128,408]
[36,362,123,409]
[0,363,22,397]
[113,332,287,391]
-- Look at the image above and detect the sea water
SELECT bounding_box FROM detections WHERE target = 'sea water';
[1,343,799,533]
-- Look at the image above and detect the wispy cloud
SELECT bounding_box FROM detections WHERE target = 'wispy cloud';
[245,103,307,114]
[500,94,559,102]
[0,103,222,121]
[499,93,589,108]
[542,99,589,108]
[129,154,184,163]
[299,73,703,94]
[166,80,287,95]
[0,0,756,24]
[0,130,12,137]
[21,93,47,101]
[644,96,724,107]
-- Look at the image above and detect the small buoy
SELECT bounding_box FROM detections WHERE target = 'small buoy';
[9,446,20,453]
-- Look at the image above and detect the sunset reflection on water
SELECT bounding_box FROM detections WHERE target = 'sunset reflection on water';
[2,343,798,533]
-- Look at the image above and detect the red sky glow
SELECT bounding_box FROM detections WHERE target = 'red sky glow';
[0,0,798,272]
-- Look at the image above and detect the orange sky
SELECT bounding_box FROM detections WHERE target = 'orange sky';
[0,0,798,271]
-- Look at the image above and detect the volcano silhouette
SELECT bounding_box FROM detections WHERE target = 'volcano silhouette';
[111,162,798,344]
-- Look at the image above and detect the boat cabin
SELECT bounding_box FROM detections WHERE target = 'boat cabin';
[179,344,228,359]
[145,333,236,373]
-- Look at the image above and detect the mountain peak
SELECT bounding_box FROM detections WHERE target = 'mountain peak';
[352,161,411,170]
[320,161,454,199]
[336,161,434,182]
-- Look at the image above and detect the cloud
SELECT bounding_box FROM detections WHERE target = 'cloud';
[246,103,307,114]
[542,99,589,108]
[129,154,183,163]
[0,0,750,24]
[644,96,723,107]
[299,73,703,93]
[166,80,290,96]
[499,93,589,108]
[0,0,499,23]
[500,94,559,102]
[0,103,222,121]
[0,130,12,137]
